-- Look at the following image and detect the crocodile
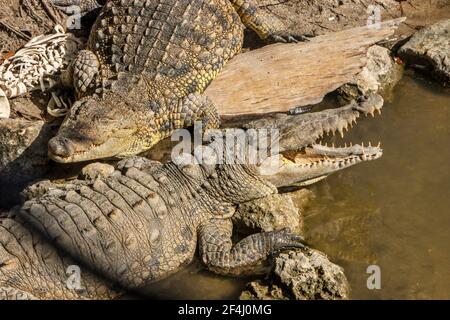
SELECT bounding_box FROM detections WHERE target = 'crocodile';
[0,99,382,299]
[47,0,305,163]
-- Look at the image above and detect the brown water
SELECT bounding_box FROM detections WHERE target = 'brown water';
[140,73,450,299]
[305,73,450,299]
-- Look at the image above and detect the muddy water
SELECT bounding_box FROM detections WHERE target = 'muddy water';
[305,73,450,299]
[141,73,450,300]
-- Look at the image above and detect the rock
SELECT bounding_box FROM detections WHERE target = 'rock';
[81,162,115,180]
[289,188,316,210]
[274,249,350,300]
[233,189,314,235]
[241,248,350,300]
[339,45,403,100]
[233,194,301,234]
[239,280,287,300]
[398,19,450,83]
[0,119,54,207]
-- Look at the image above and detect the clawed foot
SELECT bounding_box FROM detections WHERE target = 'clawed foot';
[268,33,311,44]
[117,156,160,172]
[271,228,307,252]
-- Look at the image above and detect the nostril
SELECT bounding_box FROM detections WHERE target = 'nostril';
[48,137,75,158]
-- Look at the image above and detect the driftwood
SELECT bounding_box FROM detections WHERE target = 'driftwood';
[206,18,405,118]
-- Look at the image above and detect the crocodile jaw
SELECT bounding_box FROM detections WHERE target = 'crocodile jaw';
[260,143,383,188]
[48,132,135,163]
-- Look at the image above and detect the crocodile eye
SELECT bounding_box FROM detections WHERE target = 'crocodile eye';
[92,114,103,123]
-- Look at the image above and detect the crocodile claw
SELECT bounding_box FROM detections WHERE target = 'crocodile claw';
[268,34,311,44]
[117,156,160,172]
[272,228,307,252]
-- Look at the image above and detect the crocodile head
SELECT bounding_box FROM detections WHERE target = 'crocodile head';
[48,96,160,163]
[251,95,384,187]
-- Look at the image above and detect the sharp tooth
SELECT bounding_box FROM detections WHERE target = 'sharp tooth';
[339,128,344,138]
[344,142,347,148]
[369,141,372,147]
[377,142,381,147]
[332,143,335,148]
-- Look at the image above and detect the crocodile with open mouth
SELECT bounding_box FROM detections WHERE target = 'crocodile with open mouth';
[47,0,306,163]
[0,97,382,299]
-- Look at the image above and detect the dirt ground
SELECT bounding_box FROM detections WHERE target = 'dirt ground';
[0,0,65,57]
[1,0,449,57]
[256,0,450,37]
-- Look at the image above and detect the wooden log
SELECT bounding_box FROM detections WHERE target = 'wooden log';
[205,18,405,118]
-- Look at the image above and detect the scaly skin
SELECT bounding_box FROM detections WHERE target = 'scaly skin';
[48,0,303,163]
[0,212,119,300]
[0,100,383,299]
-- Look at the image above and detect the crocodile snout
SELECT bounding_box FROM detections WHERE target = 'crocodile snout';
[48,136,75,159]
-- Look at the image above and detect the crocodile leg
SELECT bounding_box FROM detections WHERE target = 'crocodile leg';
[71,50,100,98]
[160,93,221,139]
[116,156,162,173]
[55,49,100,98]
[198,218,305,276]
[51,0,104,16]
[229,0,309,43]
